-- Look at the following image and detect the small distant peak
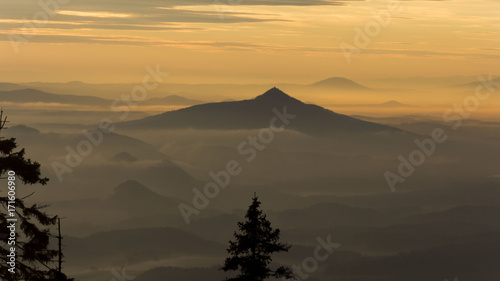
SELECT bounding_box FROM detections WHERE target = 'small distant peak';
[380,100,410,107]
[382,100,401,105]
[254,87,302,104]
[114,180,148,194]
[321,77,352,83]
[310,77,370,90]
[111,151,138,163]
[66,81,86,85]
[8,125,40,134]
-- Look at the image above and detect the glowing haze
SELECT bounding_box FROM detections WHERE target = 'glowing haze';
[0,0,498,84]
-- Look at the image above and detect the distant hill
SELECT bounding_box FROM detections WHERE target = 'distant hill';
[105,180,181,213]
[110,151,139,162]
[46,180,187,237]
[325,242,500,281]
[4,125,197,197]
[325,183,500,210]
[334,100,413,108]
[271,202,392,229]
[378,100,412,107]
[285,220,500,253]
[0,82,26,91]
[65,227,225,267]
[402,205,500,226]
[119,87,402,135]
[0,88,110,106]
[6,124,41,135]
[309,77,372,91]
[453,76,500,88]
[0,88,204,106]
[142,95,204,106]
[5,124,172,163]
[136,222,500,281]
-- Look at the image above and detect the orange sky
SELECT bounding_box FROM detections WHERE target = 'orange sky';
[0,0,499,84]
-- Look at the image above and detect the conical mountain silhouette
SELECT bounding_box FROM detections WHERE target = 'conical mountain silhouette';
[112,180,158,198]
[107,180,179,212]
[254,87,302,104]
[120,88,400,135]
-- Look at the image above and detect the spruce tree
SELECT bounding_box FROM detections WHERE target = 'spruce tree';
[221,195,294,281]
[0,111,73,281]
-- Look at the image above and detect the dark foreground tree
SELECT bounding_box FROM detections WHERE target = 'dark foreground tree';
[0,111,73,281]
[221,194,294,281]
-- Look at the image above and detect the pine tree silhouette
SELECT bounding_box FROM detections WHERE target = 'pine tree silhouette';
[0,111,73,281]
[221,194,294,281]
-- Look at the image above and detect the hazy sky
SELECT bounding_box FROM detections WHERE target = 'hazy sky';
[1,0,499,84]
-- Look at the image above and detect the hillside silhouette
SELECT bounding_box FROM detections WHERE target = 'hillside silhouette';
[120,87,401,135]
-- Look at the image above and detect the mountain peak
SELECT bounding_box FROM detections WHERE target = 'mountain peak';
[381,100,404,106]
[120,87,402,134]
[254,87,302,104]
[114,180,150,196]
[8,125,41,135]
[310,77,370,90]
